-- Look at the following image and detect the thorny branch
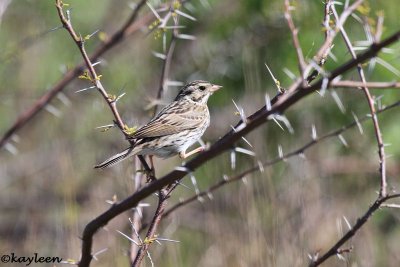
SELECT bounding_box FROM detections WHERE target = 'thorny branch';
[305,0,360,84]
[157,100,400,264]
[132,190,168,267]
[225,0,359,139]
[55,0,153,174]
[159,102,399,266]
[55,0,124,128]
[161,100,400,219]
[309,193,400,267]
[77,26,400,267]
[331,4,387,197]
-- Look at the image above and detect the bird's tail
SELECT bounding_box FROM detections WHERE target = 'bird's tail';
[94,146,137,169]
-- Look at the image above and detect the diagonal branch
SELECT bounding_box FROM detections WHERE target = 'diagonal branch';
[305,0,359,84]
[55,1,125,128]
[227,0,361,139]
[162,100,400,219]
[55,1,152,180]
[0,0,150,149]
[78,28,400,267]
[309,193,400,266]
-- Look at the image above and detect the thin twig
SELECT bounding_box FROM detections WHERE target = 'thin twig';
[381,203,400,209]
[153,20,178,116]
[154,36,176,115]
[305,0,362,84]
[284,0,307,81]
[332,4,387,197]
[331,80,400,89]
[305,0,333,83]
[55,1,124,128]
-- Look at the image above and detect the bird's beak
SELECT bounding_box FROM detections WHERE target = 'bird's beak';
[210,84,222,92]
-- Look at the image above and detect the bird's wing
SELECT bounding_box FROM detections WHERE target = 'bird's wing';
[132,103,207,138]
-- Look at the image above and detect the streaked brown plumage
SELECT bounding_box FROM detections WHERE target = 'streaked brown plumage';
[95,80,222,169]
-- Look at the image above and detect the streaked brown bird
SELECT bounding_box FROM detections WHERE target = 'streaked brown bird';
[95,80,222,169]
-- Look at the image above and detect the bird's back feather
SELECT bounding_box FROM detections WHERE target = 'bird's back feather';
[132,101,208,139]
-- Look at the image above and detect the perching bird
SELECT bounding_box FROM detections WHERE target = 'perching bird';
[94,80,222,169]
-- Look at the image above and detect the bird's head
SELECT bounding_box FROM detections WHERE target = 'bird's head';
[175,80,222,104]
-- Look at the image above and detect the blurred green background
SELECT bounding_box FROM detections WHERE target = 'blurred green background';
[0,0,399,266]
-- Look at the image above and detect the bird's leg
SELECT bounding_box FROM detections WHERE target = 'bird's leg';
[138,155,156,181]
[148,155,155,177]
[179,147,205,159]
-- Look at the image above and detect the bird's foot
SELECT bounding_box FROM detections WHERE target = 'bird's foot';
[179,146,205,159]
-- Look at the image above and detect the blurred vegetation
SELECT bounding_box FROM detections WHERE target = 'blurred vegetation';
[0,0,400,266]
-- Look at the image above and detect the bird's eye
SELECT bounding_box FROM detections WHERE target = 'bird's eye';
[199,85,206,91]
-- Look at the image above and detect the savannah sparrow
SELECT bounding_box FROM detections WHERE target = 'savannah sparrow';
[95,80,222,169]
